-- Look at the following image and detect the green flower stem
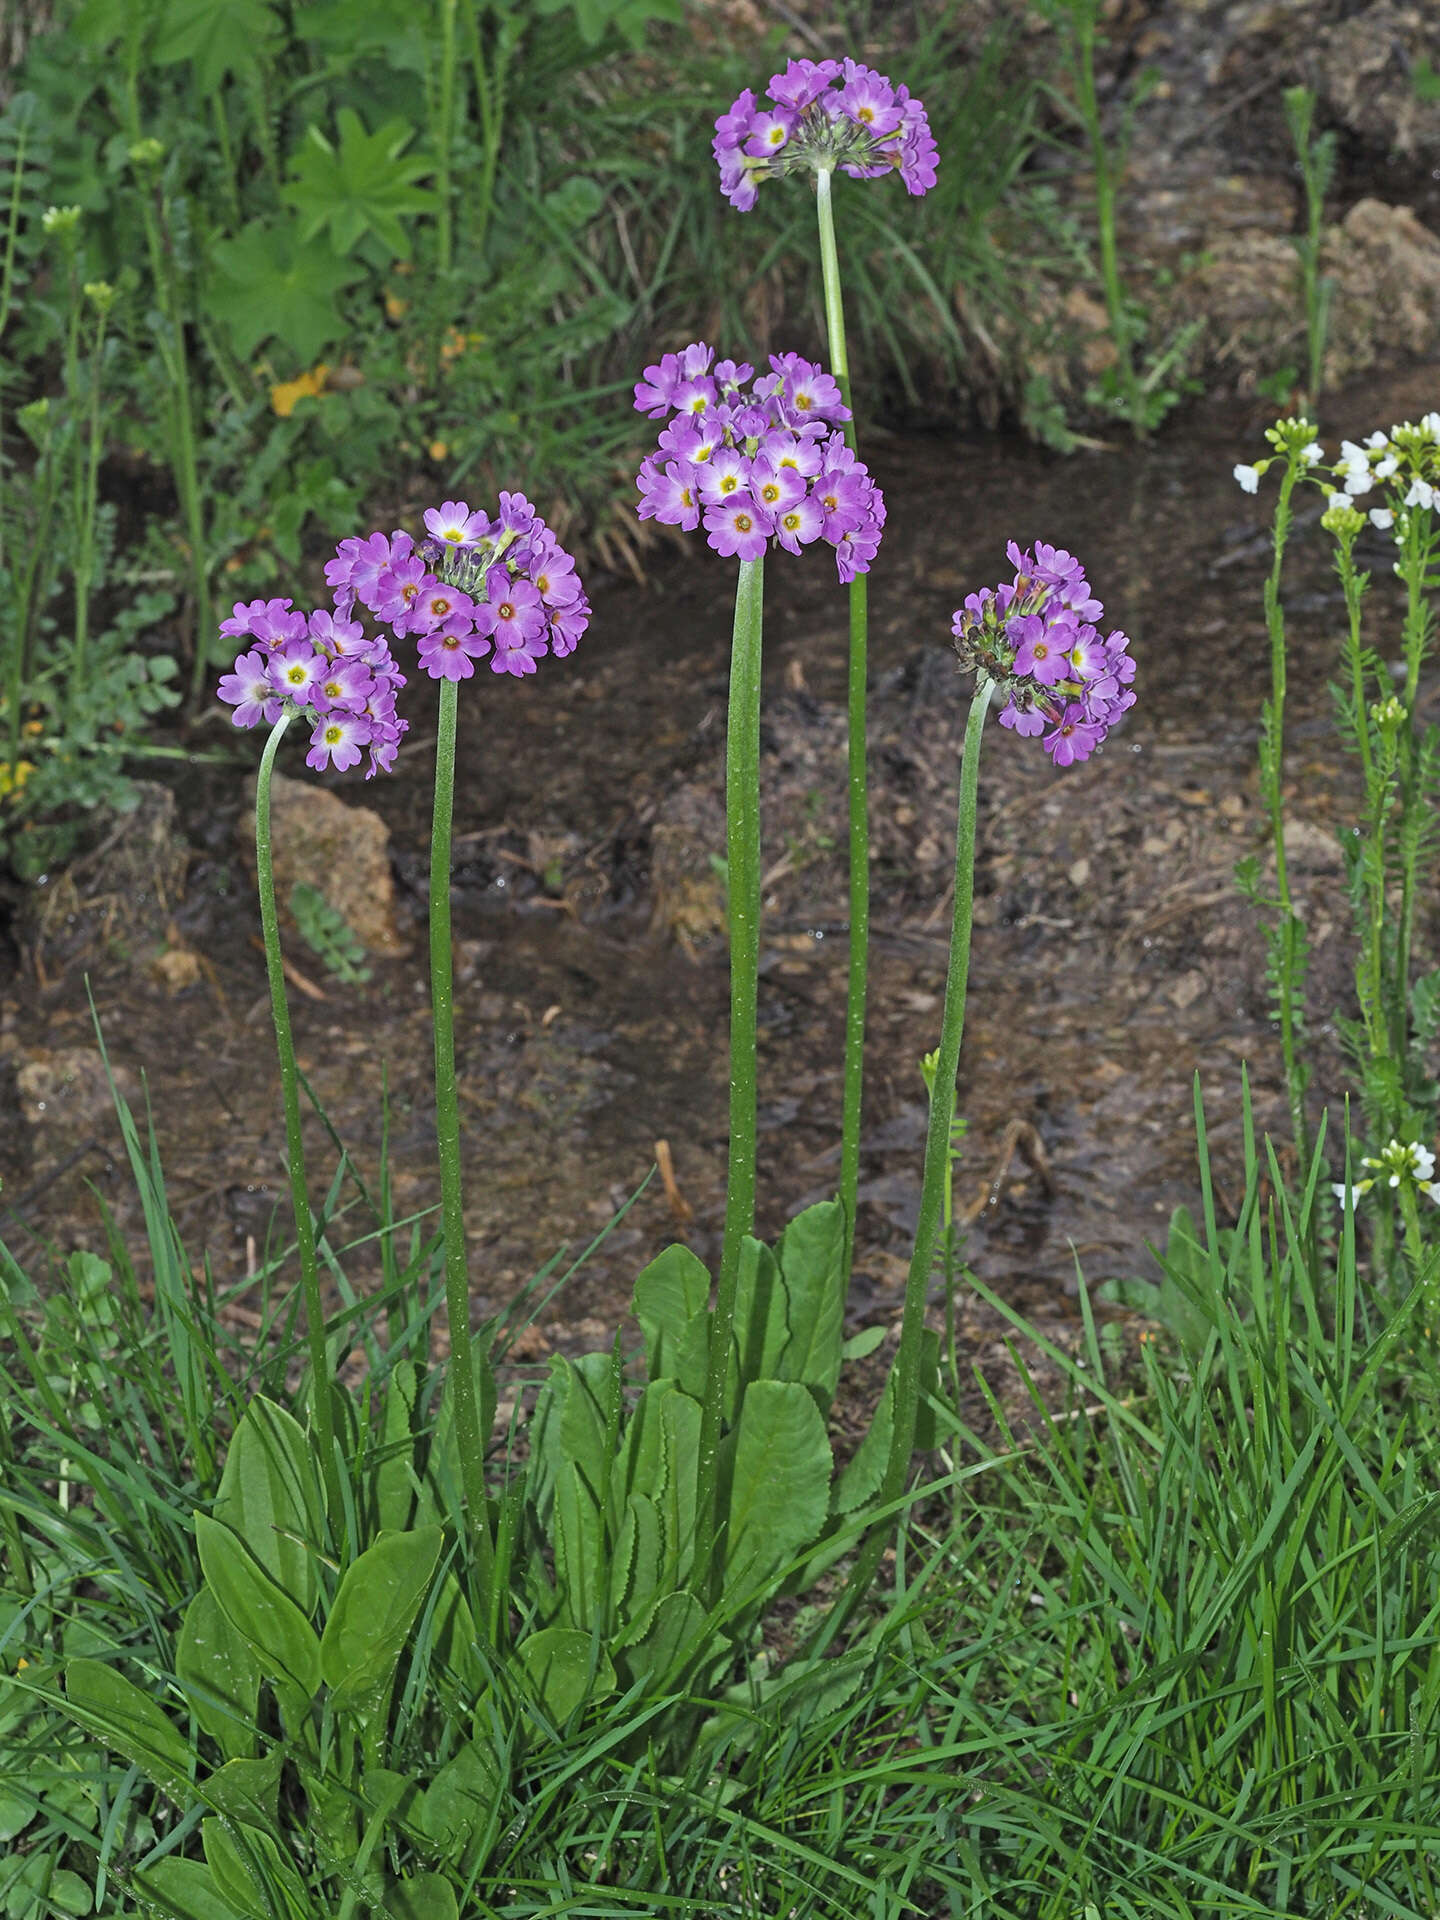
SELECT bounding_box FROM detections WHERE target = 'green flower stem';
[1395,517,1432,1064]
[1067,2,1142,435]
[254,713,343,1529]
[71,298,110,711]
[1398,1182,1437,1334]
[815,165,870,1284]
[431,676,497,1624]
[1262,457,1308,1167]
[693,555,764,1599]
[828,674,994,1639]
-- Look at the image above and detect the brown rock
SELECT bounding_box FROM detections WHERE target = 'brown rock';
[22,781,192,978]
[15,1046,140,1173]
[241,771,409,957]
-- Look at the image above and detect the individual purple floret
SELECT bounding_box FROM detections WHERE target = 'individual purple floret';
[950,544,1135,766]
[633,343,885,581]
[714,56,938,210]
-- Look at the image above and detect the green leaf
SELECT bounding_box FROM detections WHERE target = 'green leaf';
[204,218,365,362]
[632,1243,710,1394]
[176,1584,262,1761]
[281,109,437,258]
[201,1748,284,1830]
[195,1513,323,1700]
[212,1396,325,1617]
[841,1324,886,1362]
[201,1819,310,1920]
[417,1737,501,1869]
[376,1359,420,1533]
[385,1874,459,1920]
[721,1381,831,1603]
[427,1571,486,1698]
[152,0,283,91]
[44,1870,92,1915]
[527,1353,610,1522]
[731,1236,789,1407]
[542,177,604,229]
[129,1858,249,1920]
[772,1200,845,1409]
[552,1460,603,1631]
[621,1589,709,1693]
[611,1490,662,1628]
[62,1659,191,1801]
[613,1380,699,1609]
[515,1626,615,1726]
[320,1526,441,1716]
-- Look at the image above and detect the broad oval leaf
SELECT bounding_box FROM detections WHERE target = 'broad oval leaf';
[320,1526,441,1715]
[212,1395,325,1616]
[515,1626,615,1726]
[176,1585,261,1761]
[632,1242,710,1391]
[62,1659,191,1802]
[129,1857,248,1920]
[721,1381,831,1605]
[772,1200,845,1408]
[384,1873,460,1920]
[195,1513,322,1699]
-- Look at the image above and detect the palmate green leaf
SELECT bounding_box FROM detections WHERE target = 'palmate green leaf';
[204,218,364,362]
[281,109,437,258]
[721,1380,831,1603]
[320,1526,441,1716]
[60,1659,192,1802]
[152,0,283,92]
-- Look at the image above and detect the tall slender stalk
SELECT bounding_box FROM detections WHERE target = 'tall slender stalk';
[430,675,497,1626]
[253,713,343,1530]
[825,674,995,1640]
[693,555,764,1599]
[1259,456,1309,1166]
[814,166,870,1285]
[0,108,31,786]
[70,289,112,710]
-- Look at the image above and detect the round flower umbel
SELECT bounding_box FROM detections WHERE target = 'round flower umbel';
[714,57,938,210]
[328,495,590,683]
[217,597,409,778]
[950,542,1135,766]
[1333,1138,1440,1209]
[633,343,885,582]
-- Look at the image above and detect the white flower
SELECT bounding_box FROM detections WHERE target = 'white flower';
[1339,439,1369,465]
[1233,464,1260,494]
[1423,412,1440,439]
[1369,507,1395,529]
[1404,478,1436,510]
[1367,430,1391,449]
[1375,456,1398,479]
[1344,469,1375,497]
[1302,442,1324,465]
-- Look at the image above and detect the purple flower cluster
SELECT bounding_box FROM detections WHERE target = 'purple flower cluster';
[328,493,589,683]
[216,597,409,777]
[950,542,1135,766]
[633,344,885,582]
[217,496,590,769]
[714,57,938,211]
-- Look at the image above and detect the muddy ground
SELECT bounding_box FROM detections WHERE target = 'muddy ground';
[4,359,1438,1428]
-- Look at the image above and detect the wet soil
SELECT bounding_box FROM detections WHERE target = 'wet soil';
[3,362,1439,1419]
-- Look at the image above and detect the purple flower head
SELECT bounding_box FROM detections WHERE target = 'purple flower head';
[217,649,283,728]
[950,542,1135,764]
[716,58,936,209]
[424,500,490,551]
[417,626,492,681]
[373,555,437,634]
[272,640,325,707]
[306,711,371,775]
[768,57,841,111]
[307,606,368,657]
[632,342,884,580]
[220,597,307,651]
[312,656,375,714]
[704,495,773,562]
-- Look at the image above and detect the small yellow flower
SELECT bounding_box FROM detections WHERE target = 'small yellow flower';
[0,760,36,799]
[269,364,330,418]
[428,440,449,462]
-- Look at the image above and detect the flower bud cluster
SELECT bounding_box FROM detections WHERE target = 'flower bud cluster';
[1330,415,1440,537]
[216,597,409,777]
[633,343,885,582]
[714,57,938,211]
[950,542,1135,766]
[327,494,590,683]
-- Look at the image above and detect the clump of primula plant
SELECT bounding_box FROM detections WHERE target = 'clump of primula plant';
[217,496,589,1583]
